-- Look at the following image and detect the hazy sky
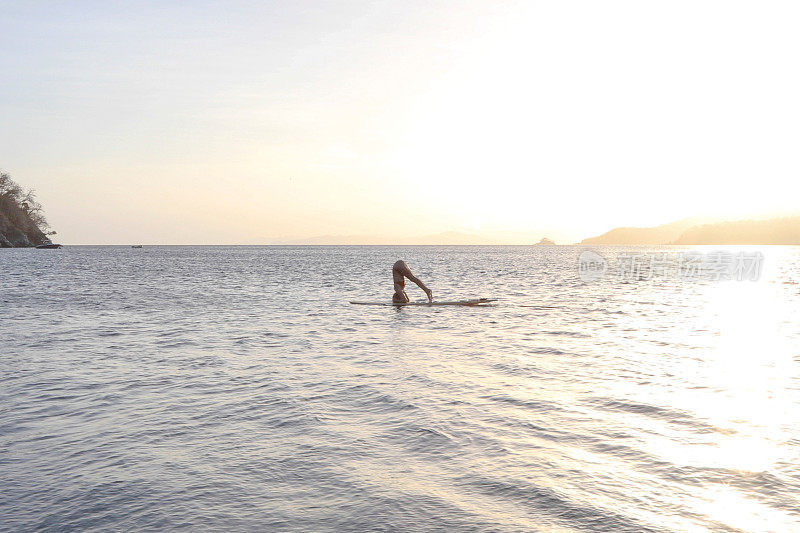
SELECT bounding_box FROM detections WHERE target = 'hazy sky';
[1,1,798,243]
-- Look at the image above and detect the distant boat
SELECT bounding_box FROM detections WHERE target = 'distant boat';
[36,243,62,249]
[131,245,143,248]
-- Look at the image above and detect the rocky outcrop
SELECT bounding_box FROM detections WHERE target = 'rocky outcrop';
[0,198,51,247]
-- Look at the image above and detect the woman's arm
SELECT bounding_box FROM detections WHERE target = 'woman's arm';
[394,260,433,301]
[406,273,432,301]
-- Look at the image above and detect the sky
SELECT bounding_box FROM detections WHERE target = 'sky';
[1,1,799,244]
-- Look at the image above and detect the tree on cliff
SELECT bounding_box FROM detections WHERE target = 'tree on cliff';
[0,171,55,247]
[0,172,54,234]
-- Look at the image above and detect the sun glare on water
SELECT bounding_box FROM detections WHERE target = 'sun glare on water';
[648,249,798,529]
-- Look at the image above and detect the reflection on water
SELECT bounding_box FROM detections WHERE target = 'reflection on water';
[1,245,798,532]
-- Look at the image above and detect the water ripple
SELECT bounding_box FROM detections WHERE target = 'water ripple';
[2,245,799,532]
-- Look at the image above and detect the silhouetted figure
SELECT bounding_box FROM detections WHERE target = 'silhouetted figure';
[392,260,432,303]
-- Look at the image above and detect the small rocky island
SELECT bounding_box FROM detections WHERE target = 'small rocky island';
[0,172,57,247]
[536,237,555,245]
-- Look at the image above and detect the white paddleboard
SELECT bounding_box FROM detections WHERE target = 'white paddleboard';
[350,298,496,307]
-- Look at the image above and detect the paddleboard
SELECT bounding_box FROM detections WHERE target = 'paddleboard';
[350,298,496,307]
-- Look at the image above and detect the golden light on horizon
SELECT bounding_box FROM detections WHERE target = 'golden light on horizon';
[3,1,800,244]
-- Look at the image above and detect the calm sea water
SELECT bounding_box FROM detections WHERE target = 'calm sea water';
[1,245,799,532]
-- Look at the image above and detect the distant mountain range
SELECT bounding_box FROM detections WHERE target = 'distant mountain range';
[581,216,800,245]
[275,216,800,246]
[277,230,573,245]
[278,231,512,245]
[579,218,703,245]
[672,217,800,245]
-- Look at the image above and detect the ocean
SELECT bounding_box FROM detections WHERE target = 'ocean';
[1,245,799,532]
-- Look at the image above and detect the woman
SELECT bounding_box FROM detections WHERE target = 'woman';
[392,260,433,303]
